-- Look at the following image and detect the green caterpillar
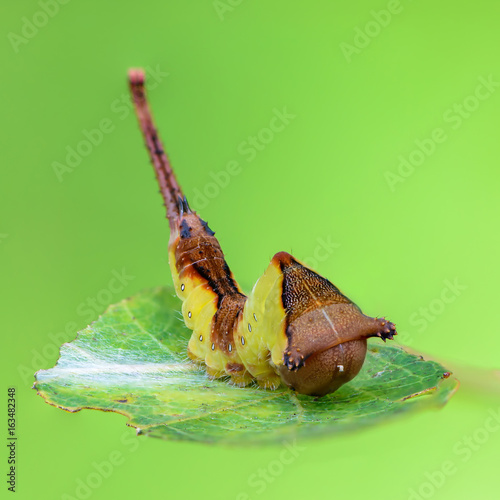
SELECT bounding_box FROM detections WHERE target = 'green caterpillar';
[129,69,397,396]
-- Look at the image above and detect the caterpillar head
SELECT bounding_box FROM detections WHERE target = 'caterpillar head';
[278,303,397,397]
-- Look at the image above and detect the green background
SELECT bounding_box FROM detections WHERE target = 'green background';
[2,1,499,499]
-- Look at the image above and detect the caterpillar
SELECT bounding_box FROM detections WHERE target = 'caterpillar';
[128,69,397,397]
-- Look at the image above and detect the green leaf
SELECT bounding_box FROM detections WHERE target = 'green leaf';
[34,287,458,445]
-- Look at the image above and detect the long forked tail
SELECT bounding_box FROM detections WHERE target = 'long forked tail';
[128,68,189,229]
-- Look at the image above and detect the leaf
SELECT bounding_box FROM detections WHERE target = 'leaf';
[34,287,458,445]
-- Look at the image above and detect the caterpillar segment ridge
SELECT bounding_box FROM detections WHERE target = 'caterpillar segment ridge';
[128,69,397,396]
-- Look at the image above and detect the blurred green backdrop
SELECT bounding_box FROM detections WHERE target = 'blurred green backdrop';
[2,0,499,499]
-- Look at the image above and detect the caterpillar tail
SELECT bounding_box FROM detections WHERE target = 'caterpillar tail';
[129,69,185,233]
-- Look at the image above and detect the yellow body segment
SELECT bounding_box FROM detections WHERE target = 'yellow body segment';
[169,240,289,388]
[168,240,254,384]
[235,257,288,389]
